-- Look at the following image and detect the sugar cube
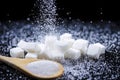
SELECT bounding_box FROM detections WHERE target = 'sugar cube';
[64,48,81,59]
[72,39,89,54]
[45,49,64,61]
[45,35,58,50]
[94,43,106,54]
[55,40,73,53]
[10,47,24,58]
[87,43,106,59]
[60,33,72,40]
[37,43,48,59]
[25,53,38,59]
[17,40,39,53]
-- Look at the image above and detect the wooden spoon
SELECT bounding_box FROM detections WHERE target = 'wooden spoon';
[0,55,64,79]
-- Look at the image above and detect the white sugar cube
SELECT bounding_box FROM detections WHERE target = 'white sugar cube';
[53,54,64,62]
[62,39,75,47]
[64,48,81,59]
[59,33,75,49]
[17,40,26,48]
[48,50,64,61]
[56,39,75,53]
[87,43,106,59]
[94,43,106,54]
[45,50,64,61]
[10,47,24,58]
[25,53,38,59]
[34,43,42,54]
[17,40,39,53]
[60,33,72,40]
[45,36,58,50]
[51,52,64,61]
[37,43,47,59]
[37,43,45,53]
[72,39,89,54]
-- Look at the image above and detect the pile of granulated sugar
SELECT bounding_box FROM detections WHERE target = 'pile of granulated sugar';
[26,60,59,76]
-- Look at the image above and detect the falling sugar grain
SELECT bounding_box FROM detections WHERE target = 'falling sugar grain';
[35,0,57,34]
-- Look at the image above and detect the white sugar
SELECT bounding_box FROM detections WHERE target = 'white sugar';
[72,39,89,54]
[25,60,59,76]
[87,43,106,59]
[60,33,72,40]
[10,47,24,58]
[64,48,81,59]
[25,53,38,59]
[18,40,40,53]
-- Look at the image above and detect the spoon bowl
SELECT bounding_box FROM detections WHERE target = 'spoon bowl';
[0,55,64,79]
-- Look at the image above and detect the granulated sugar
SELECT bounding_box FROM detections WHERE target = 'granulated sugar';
[25,60,59,76]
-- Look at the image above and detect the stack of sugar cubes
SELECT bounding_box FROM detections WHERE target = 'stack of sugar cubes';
[10,33,106,61]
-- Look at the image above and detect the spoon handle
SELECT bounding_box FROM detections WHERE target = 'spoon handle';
[0,55,11,62]
[0,55,18,65]
[0,55,39,67]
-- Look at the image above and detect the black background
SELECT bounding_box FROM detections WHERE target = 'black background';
[0,0,120,21]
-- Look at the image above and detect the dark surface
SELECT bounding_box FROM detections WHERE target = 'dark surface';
[0,0,35,21]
